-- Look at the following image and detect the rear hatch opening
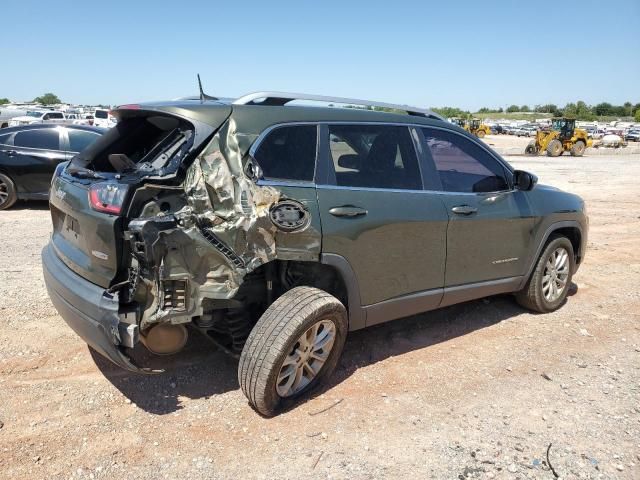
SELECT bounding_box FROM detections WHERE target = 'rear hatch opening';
[49,105,230,291]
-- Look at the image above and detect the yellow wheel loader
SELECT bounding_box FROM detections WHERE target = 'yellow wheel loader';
[452,118,491,138]
[525,117,592,157]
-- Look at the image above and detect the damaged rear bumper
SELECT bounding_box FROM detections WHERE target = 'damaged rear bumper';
[42,243,148,374]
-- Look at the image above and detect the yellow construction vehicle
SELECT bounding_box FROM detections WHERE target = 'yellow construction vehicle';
[468,118,491,138]
[525,117,592,157]
[451,117,491,138]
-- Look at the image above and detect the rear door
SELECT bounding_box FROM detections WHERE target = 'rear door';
[316,123,448,324]
[8,128,66,194]
[418,127,534,289]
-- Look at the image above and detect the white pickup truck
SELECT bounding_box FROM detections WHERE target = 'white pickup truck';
[8,110,67,127]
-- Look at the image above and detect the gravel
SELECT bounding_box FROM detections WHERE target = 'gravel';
[0,154,639,479]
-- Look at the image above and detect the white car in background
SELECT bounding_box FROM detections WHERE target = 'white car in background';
[8,110,66,127]
[73,114,96,126]
[93,109,117,128]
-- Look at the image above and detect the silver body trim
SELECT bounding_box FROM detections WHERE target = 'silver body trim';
[233,91,445,121]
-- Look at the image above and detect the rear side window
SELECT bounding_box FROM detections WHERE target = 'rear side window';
[95,110,108,119]
[67,129,100,152]
[253,125,317,182]
[328,125,421,190]
[13,129,60,150]
[421,128,509,193]
[0,133,10,145]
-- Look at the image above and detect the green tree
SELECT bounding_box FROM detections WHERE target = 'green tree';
[33,93,62,105]
[520,105,530,112]
[593,102,613,116]
[535,104,558,114]
[635,109,640,122]
[431,106,470,118]
[0,97,9,104]
[506,105,520,113]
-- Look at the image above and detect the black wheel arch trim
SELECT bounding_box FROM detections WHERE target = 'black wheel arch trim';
[320,253,365,331]
[520,220,585,290]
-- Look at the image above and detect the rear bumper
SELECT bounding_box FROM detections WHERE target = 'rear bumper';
[42,242,146,373]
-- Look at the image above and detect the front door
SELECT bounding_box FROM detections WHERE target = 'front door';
[418,127,534,290]
[316,124,449,324]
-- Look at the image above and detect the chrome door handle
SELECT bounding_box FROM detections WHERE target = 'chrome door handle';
[451,205,478,215]
[329,206,368,217]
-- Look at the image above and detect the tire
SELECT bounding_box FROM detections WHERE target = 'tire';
[238,286,348,416]
[546,139,563,157]
[476,130,486,138]
[0,173,17,210]
[516,236,575,313]
[525,143,538,155]
[570,140,586,157]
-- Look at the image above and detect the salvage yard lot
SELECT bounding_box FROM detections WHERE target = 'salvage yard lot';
[1,154,639,479]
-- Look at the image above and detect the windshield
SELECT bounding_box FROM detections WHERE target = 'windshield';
[27,111,44,118]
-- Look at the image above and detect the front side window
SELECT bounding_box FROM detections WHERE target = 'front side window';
[328,125,421,190]
[95,110,108,119]
[68,129,101,152]
[13,129,60,150]
[421,128,509,193]
[253,125,317,182]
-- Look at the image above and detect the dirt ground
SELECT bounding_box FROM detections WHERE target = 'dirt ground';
[1,153,639,480]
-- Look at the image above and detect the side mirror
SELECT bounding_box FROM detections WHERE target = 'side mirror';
[513,170,537,191]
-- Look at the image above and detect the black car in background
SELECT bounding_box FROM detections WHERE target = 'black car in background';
[0,124,105,209]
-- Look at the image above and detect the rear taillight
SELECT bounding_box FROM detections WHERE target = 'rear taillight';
[88,182,128,215]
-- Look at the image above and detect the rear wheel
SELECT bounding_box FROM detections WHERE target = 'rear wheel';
[570,140,586,157]
[238,286,347,416]
[516,236,574,313]
[0,173,17,210]
[546,139,563,157]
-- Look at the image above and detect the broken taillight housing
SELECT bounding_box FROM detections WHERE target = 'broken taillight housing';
[88,182,129,215]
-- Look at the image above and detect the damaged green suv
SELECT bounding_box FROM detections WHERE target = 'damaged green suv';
[42,92,587,415]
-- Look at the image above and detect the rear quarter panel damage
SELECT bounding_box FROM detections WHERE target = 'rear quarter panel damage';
[132,116,321,329]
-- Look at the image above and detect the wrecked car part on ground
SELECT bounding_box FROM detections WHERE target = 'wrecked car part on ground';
[43,92,588,415]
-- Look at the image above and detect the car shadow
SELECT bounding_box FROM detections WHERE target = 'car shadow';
[94,288,577,416]
[8,200,49,210]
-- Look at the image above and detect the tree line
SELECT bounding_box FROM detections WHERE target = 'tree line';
[433,101,640,121]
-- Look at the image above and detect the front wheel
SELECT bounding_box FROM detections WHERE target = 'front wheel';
[570,140,586,156]
[476,130,486,138]
[546,139,563,157]
[516,236,575,313]
[525,142,538,155]
[238,286,348,416]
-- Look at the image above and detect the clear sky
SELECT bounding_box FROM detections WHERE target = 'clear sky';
[3,0,638,110]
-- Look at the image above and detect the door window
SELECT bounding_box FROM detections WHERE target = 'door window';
[328,125,421,190]
[253,125,317,182]
[68,129,101,152]
[13,129,60,150]
[421,128,509,193]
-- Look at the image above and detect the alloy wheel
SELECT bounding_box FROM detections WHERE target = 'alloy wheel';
[276,319,336,397]
[542,247,570,302]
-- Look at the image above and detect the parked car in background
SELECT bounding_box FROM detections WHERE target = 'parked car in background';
[73,114,95,126]
[624,129,640,142]
[8,110,66,127]
[41,92,588,416]
[1,108,29,128]
[93,109,117,128]
[0,124,105,209]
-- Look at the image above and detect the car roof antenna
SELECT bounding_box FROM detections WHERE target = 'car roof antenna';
[197,74,218,103]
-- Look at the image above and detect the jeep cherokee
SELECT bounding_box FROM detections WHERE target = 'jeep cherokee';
[42,92,588,415]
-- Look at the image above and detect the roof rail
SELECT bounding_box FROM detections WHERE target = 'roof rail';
[232,91,444,120]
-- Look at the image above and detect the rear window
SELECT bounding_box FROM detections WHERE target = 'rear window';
[253,125,317,182]
[13,129,60,150]
[71,114,193,173]
[95,110,108,119]
[68,129,101,152]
